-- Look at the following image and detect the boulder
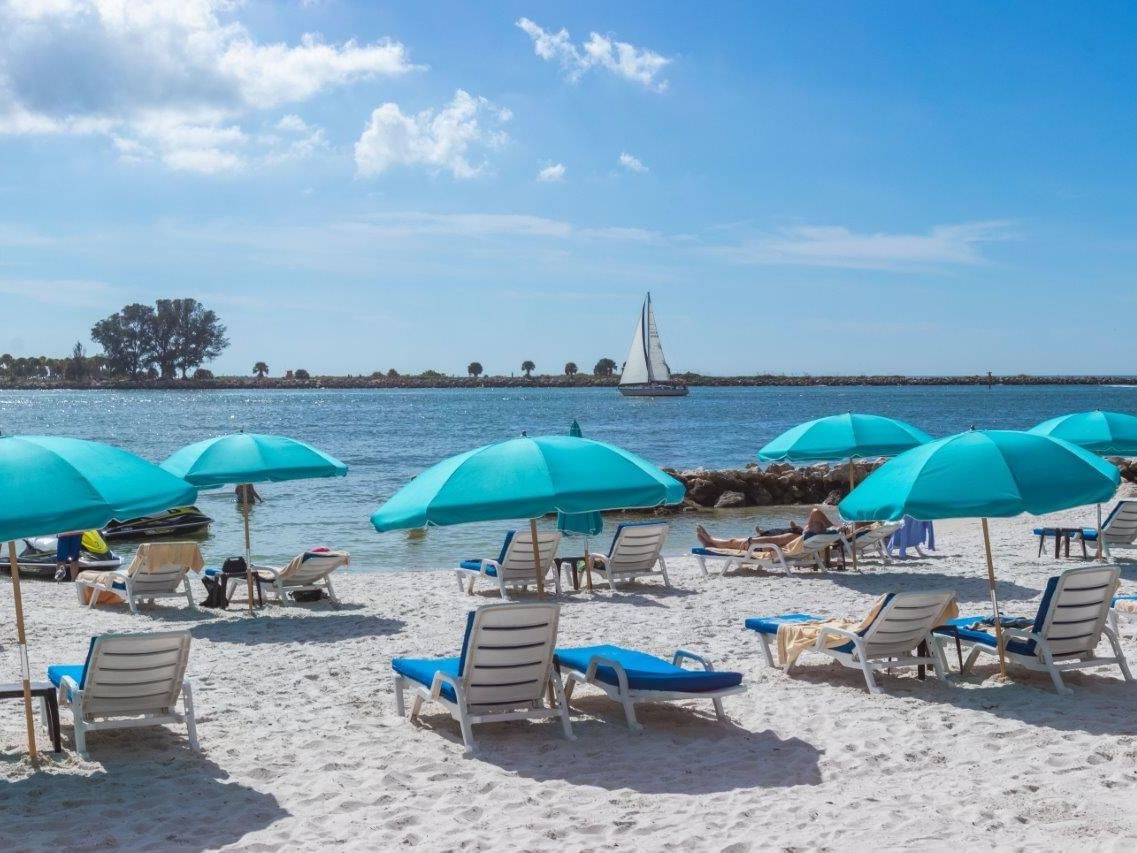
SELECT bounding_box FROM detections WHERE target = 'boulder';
[715,490,747,509]
[685,477,720,506]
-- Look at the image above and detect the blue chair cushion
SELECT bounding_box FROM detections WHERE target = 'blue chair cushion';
[46,664,86,702]
[743,613,820,635]
[1033,527,1060,536]
[458,531,515,574]
[1081,529,1099,541]
[391,656,461,703]
[1112,594,1137,606]
[933,617,1036,657]
[554,644,742,693]
[457,560,497,576]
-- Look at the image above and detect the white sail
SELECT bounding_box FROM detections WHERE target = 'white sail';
[620,298,650,385]
[644,296,672,382]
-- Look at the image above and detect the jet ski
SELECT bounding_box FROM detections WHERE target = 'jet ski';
[13,530,122,578]
[101,505,212,541]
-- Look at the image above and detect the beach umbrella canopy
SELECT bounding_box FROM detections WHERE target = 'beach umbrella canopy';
[1028,410,1137,455]
[758,412,933,463]
[0,435,198,759]
[371,435,683,595]
[162,433,347,609]
[839,429,1120,676]
[557,421,604,537]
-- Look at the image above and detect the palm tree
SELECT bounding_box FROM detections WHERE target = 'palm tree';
[593,357,617,377]
[521,360,535,378]
[467,362,484,378]
[253,361,269,378]
[564,362,578,377]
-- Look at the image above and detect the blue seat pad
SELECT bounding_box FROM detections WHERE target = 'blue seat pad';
[743,613,820,635]
[1081,529,1099,541]
[1112,594,1137,606]
[932,616,1035,657]
[554,644,742,693]
[392,656,461,703]
[457,560,498,575]
[47,664,85,701]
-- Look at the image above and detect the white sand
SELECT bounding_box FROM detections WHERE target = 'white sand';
[3,500,1137,851]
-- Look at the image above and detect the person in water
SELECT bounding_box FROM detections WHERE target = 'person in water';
[54,530,83,582]
[235,483,264,505]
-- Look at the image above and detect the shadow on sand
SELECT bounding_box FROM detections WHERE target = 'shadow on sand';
[189,612,405,646]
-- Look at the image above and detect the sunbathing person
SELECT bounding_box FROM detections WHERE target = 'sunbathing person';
[696,507,835,551]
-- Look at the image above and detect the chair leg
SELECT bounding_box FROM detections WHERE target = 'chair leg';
[695,556,709,578]
[456,706,476,751]
[621,695,643,732]
[563,675,577,703]
[454,570,465,592]
[394,675,407,717]
[182,682,200,750]
[962,646,982,674]
[550,674,575,740]
[410,695,424,720]
[184,578,196,610]
[1048,666,1072,695]
[73,713,88,758]
[712,697,726,721]
[757,634,777,668]
[324,576,339,606]
[1104,628,1133,682]
[658,557,671,588]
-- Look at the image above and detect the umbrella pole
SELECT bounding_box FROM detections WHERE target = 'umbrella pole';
[530,518,545,598]
[242,486,255,612]
[7,541,37,760]
[584,537,593,593]
[1096,503,1104,561]
[981,518,1008,678]
[848,460,858,573]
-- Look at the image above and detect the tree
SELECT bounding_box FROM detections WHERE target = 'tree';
[193,368,214,379]
[65,341,87,381]
[166,298,228,378]
[386,368,399,378]
[521,360,535,378]
[253,362,269,378]
[467,362,484,378]
[91,303,157,378]
[294,369,310,380]
[593,357,617,377]
[564,362,578,377]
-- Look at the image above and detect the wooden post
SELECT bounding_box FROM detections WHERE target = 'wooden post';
[529,518,545,598]
[241,485,255,612]
[8,540,37,760]
[981,518,1009,678]
[848,460,858,573]
[583,540,593,592]
[1096,502,1104,561]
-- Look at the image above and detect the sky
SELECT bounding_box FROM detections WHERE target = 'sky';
[0,0,1135,377]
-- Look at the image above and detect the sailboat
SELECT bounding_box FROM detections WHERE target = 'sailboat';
[618,293,689,397]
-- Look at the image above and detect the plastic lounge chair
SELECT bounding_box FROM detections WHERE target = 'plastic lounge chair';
[692,530,844,577]
[74,542,202,615]
[455,530,562,599]
[934,565,1131,694]
[843,522,904,564]
[1079,500,1137,558]
[589,522,671,590]
[391,603,574,751]
[1109,593,1137,636]
[746,590,957,694]
[554,644,744,730]
[46,630,199,757]
[227,548,349,606]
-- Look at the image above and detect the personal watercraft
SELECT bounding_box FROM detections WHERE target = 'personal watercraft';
[12,530,122,578]
[101,505,212,541]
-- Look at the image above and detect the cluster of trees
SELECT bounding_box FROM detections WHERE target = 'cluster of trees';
[90,299,228,379]
[466,358,619,378]
[0,344,104,380]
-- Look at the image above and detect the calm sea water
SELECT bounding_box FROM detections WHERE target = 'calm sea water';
[2,385,1134,571]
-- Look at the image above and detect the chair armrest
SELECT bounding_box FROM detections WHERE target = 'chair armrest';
[1000,627,1040,642]
[58,675,80,705]
[589,553,610,568]
[672,649,714,671]
[480,559,500,577]
[815,625,861,645]
[583,655,629,694]
[746,543,784,559]
[430,671,461,701]
[250,564,282,580]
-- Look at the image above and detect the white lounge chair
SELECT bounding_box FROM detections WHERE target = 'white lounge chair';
[935,565,1131,694]
[228,548,349,606]
[1080,500,1137,558]
[843,521,905,565]
[391,603,574,751]
[554,645,745,730]
[75,541,202,614]
[455,530,562,599]
[746,590,957,694]
[588,522,671,590]
[693,530,844,577]
[46,630,199,757]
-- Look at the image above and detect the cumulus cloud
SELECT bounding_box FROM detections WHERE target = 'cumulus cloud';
[618,152,647,173]
[537,162,565,182]
[0,0,421,172]
[515,18,670,91]
[354,90,511,179]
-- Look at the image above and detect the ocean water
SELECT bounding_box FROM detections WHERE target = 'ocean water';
[1,385,1133,571]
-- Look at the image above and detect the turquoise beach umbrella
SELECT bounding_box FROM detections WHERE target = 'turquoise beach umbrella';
[557,421,604,537]
[371,435,684,596]
[162,433,347,609]
[839,429,1119,676]
[1029,410,1137,558]
[0,435,198,759]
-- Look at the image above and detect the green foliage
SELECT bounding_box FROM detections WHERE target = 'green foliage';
[386,369,400,378]
[420,369,444,379]
[294,369,311,380]
[253,361,269,378]
[193,368,214,379]
[564,362,578,376]
[90,298,228,379]
[521,360,535,378]
[467,362,483,377]
[593,357,618,377]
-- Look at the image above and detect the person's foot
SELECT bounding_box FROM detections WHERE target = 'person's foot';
[789,521,803,534]
[754,525,765,536]
[696,525,713,546]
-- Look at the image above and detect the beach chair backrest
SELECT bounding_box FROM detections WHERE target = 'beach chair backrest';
[605,522,669,574]
[853,521,903,548]
[1033,565,1119,658]
[801,531,842,553]
[1103,501,1137,545]
[126,543,200,595]
[860,590,955,658]
[283,550,350,585]
[80,630,192,717]
[458,603,559,709]
[498,530,561,585]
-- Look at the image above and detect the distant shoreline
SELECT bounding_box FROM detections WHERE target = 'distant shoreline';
[2,374,1136,391]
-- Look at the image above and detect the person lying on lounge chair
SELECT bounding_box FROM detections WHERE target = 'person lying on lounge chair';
[696,508,836,551]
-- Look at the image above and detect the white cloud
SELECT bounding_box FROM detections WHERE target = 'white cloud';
[0,277,115,306]
[537,162,565,182]
[515,18,670,91]
[710,221,1015,270]
[0,0,421,173]
[354,90,511,179]
[618,152,647,173]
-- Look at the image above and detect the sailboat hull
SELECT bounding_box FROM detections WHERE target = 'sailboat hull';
[619,383,689,397]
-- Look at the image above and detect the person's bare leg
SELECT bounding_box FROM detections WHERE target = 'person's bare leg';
[806,508,833,534]
[695,525,752,550]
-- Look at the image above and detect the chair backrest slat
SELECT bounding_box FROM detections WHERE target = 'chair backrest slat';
[82,631,191,716]
[861,591,955,656]
[1103,501,1137,545]
[606,522,669,574]
[1035,566,1118,657]
[460,603,559,708]
[498,531,561,583]
[284,553,349,585]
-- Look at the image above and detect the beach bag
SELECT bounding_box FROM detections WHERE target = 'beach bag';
[290,589,324,602]
[200,575,230,609]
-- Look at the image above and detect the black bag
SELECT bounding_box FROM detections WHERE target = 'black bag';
[200,575,229,609]
[290,589,324,602]
[221,556,247,575]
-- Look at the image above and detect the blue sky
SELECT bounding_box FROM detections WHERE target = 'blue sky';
[1,1,1135,376]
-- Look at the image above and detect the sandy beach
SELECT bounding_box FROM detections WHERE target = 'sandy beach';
[2,499,1136,852]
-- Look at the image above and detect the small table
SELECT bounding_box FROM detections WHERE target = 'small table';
[553,557,591,591]
[1035,527,1088,560]
[0,680,62,753]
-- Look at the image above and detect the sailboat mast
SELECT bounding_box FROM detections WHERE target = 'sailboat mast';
[642,293,653,383]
